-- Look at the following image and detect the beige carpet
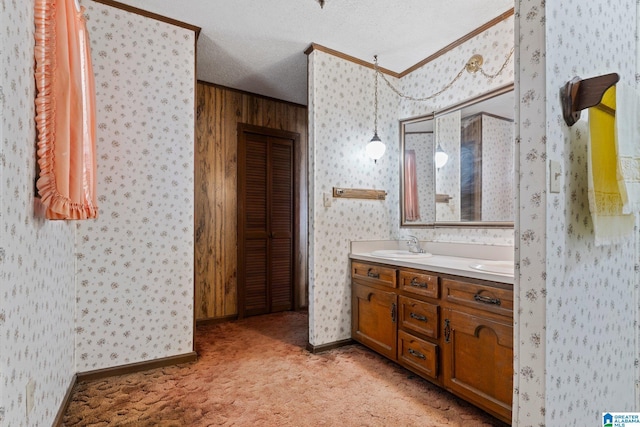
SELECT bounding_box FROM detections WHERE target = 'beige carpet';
[63,311,509,426]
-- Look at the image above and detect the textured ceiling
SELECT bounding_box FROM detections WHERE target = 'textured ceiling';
[111,0,513,105]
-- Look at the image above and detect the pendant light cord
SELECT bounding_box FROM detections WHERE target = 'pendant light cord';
[373,55,379,134]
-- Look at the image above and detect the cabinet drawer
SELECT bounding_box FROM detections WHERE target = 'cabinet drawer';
[398,296,439,339]
[399,270,438,298]
[352,262,397,288]
[398,330,438,379]
[442,278,513,318]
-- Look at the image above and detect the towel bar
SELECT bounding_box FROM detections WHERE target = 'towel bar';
[560,73,619,126]
[332,187,386,200]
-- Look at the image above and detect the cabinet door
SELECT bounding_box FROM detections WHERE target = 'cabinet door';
[442,307,512,423]
[352,283,397,360]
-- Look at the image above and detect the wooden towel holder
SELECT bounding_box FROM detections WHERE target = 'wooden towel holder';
[332,187,386,200]
[560,73,619,127]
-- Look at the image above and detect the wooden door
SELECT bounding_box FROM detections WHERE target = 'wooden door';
[460,114,482,221]
[238,125,297,317]
[442,307,513,422]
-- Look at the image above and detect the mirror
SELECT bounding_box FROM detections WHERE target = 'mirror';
[401,84,514,227]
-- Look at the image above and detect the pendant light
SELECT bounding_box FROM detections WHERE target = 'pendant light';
[434,144,449,168]
[434,117,448,168]
[366,55,386,162]
[366,49,514,163]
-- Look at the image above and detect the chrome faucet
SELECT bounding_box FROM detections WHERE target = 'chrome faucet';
[406,235,425,253]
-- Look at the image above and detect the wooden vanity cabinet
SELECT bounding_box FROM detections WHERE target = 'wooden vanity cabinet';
[441,278,513,423]
[351,262,398,360]
[350,260,513,425]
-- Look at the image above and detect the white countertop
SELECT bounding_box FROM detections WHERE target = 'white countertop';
[349,240,514,284]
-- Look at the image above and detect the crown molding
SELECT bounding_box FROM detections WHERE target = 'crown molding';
[305,43,400,78]
[305,7,514,79]
[91,0,201,39]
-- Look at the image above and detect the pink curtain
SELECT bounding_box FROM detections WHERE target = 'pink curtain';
[35,0,98,219]
[404,150,420,221]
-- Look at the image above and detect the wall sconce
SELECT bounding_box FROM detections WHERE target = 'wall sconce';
[367,55,386,162]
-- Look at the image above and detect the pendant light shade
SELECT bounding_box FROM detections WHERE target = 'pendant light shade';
[367,55,385,162]
[366,133,386,161]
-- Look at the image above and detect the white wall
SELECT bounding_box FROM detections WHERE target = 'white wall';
[513,1,639,425]
[399,17,515,118]
[481,114,513,221]
[74,1,196,372]
[0,2,196,425]
[0,1,76,425]
[435,111,461,221]
[308,51,400,346]
[544,0,638,423]
[512,2,547,423]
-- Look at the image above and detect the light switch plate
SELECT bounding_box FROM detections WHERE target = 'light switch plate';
[550,160,562,193]
[323,192,332,207]
[26,379,35,416]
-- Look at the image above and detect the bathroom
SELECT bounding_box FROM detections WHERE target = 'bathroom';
[1,1,639,426]
[307,4,639,426]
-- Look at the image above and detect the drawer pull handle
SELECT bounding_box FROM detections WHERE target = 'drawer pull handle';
[367,268,380,279]
[409,312,427,322]
[408,348,426,360]
[410,278,427,288]
[474,294,501,306]
[444,319,451,343]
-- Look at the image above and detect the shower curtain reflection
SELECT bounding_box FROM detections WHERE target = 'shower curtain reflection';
[404,150,420,221]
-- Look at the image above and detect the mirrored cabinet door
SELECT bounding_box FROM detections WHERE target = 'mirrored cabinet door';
[400,84,514,227]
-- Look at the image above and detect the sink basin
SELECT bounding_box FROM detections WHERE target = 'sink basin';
[369,249,432,259]
[469,260,514,275]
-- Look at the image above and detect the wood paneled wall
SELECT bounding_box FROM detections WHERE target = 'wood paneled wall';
[195,81,308,321]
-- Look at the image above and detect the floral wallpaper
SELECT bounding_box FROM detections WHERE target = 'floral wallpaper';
[1,1,196,423]
[399,16,515,119]
[544,0,638,424]
[308,51,400,346]
[74,1,196,372]
[513,2,548,424]
[405,133,434,223]
[0,1,76,426]
[481,115,513,221]
[435,111,461,221]
[308,15,516,347]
